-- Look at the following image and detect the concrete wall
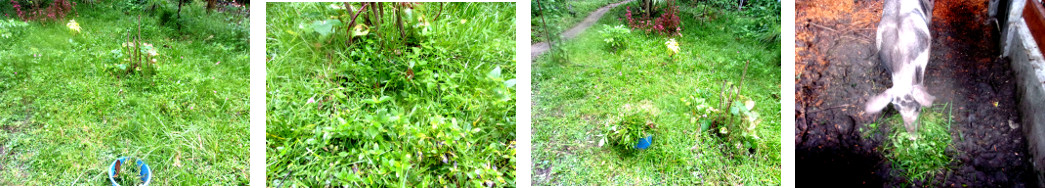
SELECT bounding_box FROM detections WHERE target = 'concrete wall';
[1000,0,1045,186]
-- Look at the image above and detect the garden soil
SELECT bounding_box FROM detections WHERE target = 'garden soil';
[531,0,636,59]
[796,0,1037,186]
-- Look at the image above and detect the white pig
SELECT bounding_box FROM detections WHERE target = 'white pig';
[866,0,936,135]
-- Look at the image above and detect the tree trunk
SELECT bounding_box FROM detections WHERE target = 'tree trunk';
[177,0,184,18]
[396,4,406,40]
[206,0,216,13]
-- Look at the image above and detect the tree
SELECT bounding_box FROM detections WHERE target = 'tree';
[206,0,215,13]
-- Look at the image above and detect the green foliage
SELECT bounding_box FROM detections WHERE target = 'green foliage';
[680,95,716,133]
[738,0,780,46]
[114,0,160,12]
[267,2,516,187]
[883,104,954,183]
[0,19,29,39]
[599,24,630,52]
[172,2,249,50]
[307,19,341,38]
[725,97,760,153]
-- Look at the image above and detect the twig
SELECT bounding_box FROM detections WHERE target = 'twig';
[809,22,837,32]
[807,104,853,114]
[344,3,369,45]
[69,170,84,185]
[536,0,555,51]
[433,2,444,22]
[841,35,872,44]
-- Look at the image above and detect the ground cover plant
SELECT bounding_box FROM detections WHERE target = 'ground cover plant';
[532,0,781,186]
[0,0,249,185]
[266,2,516,187]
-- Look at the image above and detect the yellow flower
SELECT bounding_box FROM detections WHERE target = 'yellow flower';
[66,19,81,34]
[665,38,680,56]
[460,19,467,24]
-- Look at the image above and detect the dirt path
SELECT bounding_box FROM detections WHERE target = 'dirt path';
[531,0,636,59]
[796,0,1034,187]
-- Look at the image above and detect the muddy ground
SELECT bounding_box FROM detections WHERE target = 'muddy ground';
[796,0,1037,187]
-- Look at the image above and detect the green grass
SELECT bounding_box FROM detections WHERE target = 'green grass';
[531,1,781,186]
[872,104,954,184]
[0,2,249,186]
[265,2,516,187]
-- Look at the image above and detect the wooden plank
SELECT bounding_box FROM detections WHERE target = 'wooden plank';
[1023,0,1045,53]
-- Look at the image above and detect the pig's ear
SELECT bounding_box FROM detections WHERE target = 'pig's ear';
[865,89,893,114]
[913,84,935,107]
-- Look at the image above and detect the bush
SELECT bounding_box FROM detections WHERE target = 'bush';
[599,24,630,52]
[4,0,77,22]
[725,96,761,153]
[624,0,681,36]
[653,3,681,35]
[0,19,29,39]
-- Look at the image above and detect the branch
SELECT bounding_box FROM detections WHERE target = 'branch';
[345,3,368,45]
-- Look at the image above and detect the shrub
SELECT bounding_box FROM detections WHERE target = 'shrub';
[0,19,29,39]
[726,97,761,153]
[652,3,681,35]
[664,38,679,57]
[599,24,630,52]
[624,0,681,36]
[105,16,159,78]
[681,95,716,133]
[6,0,77,22]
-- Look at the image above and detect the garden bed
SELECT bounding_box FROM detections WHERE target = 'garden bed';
[796,0,1036,186]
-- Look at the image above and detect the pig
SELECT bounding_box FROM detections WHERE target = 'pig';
[865,0,936,135]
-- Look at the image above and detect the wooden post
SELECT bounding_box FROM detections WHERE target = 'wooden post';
[1023,0,1045,54]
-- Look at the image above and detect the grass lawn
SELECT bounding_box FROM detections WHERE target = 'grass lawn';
[0,2,249,185]
[265,2,516,187]
[531,0,781,186]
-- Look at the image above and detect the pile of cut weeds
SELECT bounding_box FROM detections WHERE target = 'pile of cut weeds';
[796,0,1035,186]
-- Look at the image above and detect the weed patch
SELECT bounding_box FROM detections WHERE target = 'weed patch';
[267,2,516,187]
[877,104,955,184]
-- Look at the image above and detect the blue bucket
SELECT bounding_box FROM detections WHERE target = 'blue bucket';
[108,157,152,186]
[634,135,653,149]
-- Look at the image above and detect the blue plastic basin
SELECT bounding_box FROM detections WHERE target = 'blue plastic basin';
[635,135,653,149]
